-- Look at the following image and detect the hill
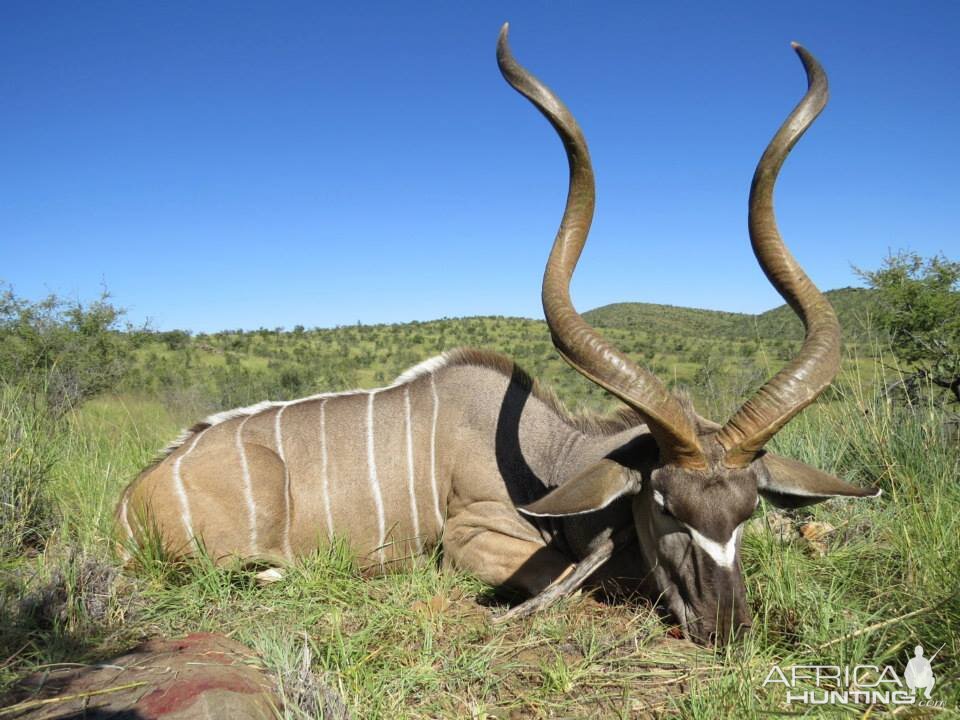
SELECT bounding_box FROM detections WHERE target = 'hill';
[115,287,882,424]
[583,287,879,343]
[751,287,879,342]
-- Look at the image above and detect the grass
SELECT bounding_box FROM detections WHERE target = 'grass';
[1,336,958,717]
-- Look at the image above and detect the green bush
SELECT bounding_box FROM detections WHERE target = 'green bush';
[857,252,960,404]
[0,286,132,414]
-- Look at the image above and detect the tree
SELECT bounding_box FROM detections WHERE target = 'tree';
[856,252,960,403]
[0,285,133,413]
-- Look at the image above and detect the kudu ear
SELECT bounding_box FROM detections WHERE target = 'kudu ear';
[518,459,634,517]
[758,452,882,509]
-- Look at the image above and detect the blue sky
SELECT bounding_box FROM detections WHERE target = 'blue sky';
[2,2,957,332]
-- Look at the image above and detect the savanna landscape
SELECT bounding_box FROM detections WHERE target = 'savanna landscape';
[1,256,958,717]
[4,2,958,716]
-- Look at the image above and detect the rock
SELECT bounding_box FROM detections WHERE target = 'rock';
[7,633,280,719]
[254,567,285,585]
[798,521,835,542]
[799,521,835,557]
[744,511,795,543]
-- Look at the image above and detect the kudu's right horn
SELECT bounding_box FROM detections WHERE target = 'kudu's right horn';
[497,23,706,470]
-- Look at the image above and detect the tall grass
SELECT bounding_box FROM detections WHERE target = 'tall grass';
[0,382,58,560]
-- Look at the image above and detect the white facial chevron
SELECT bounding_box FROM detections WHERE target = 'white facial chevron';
[684,523,743,568]
[653,490,744,569]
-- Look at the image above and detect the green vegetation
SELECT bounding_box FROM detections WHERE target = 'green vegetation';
[1,275,958,717]
[857,253,960,404]
[584,287,879,343]
[1,285,136,415]
[0,384,58,558]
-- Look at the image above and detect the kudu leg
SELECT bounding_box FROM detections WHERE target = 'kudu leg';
[443,514,574,598]
[493,525,636,623]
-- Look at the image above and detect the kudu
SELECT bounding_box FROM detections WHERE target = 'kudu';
[117,25,880,645]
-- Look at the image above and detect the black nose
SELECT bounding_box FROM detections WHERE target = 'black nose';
[688,613,752,647]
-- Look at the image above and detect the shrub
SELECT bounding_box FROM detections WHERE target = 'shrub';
[856,252,960,404]
[0,285,133,414]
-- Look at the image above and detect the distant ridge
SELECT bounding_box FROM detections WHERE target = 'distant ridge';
[583,288,878,343]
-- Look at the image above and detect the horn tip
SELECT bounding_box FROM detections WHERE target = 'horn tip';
[497,22,512,62]
[789,41,809,60]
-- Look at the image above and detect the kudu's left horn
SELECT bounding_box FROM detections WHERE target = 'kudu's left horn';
[717,43,841,468]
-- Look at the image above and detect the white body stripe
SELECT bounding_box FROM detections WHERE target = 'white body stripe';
[319,399,334,541]
[274,406,293,559]
[118,494,134,561]
[366,391,387,563]
[428,374,443,527]
[172,430,205,544]
[403,387,422,552]
[119,495,133,541]
[392,353,451,384]
[685,523,743,568]
[236,415,258,553]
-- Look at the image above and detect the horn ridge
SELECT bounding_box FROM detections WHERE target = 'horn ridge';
[497,24,706,469]
[717,43,841,468]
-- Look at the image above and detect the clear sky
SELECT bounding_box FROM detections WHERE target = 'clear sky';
[2,2,957,332]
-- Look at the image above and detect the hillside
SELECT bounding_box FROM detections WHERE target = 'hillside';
[751,287,879,342]
[583,287,879,343]
[116,287,883,425]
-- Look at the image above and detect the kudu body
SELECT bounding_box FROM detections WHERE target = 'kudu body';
[118,26,880,644]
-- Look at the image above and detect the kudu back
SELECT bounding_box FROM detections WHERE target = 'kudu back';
[117,25,880,645]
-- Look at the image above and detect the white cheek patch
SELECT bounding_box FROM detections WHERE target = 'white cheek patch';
[683,523,743,568]
[653,490,666,508]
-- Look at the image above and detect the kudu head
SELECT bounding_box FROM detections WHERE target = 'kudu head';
[498,25,880,645]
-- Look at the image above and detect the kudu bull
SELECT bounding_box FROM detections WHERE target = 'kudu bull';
[118,25,880,645]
